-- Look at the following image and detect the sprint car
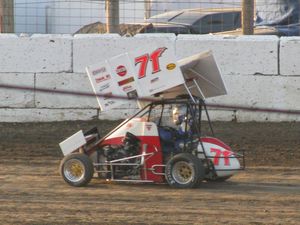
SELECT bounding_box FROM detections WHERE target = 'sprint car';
[59,96,244,188]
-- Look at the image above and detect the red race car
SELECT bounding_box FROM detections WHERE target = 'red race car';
[59,96,244,188]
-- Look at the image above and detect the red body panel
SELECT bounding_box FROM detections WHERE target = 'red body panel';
[200,137,232,151]
[100,136,164,183]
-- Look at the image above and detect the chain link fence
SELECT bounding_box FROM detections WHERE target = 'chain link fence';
[0,0,299,35]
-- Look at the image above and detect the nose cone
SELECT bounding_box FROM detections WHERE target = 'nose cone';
[215,153,241,178]
[199,137,242,178]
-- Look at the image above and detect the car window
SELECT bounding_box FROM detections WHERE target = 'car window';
[192,15,213,34]
[170,11,205,25]
[192,12,241,34]
[234,12,241,27]
[145,25,191,35]
[220,12,241,30]
[145,11,183,23]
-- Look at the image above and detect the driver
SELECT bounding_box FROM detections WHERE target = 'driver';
[172,104,191,138]
[158,104,194,153]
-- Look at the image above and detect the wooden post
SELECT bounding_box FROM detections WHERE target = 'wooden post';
[144,0,151,19]
[0,0,14,33]
[242,0,254,35]
[0,0,3,33]
[106,0,119,33]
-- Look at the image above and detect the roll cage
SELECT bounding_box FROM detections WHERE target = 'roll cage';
[96,97,213,156]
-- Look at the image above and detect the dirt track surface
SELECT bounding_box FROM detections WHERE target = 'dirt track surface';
[0,121,300,224]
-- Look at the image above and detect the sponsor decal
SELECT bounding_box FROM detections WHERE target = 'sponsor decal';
[145,124,152,131]
[99,83,110,92]
[127,90,138,99]
[166,63,176,70]
[116,65,127,77]
[123,85,133,92]
[125,123,133,129]
[92,67,106,76]
[150,77,159,84]
[118,77,135,86]
[95,74,111,84]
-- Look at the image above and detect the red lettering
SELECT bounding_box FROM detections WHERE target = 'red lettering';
[210,148,222,166]
[210,148,232,166]
[150,47,167,74]
[135,47,167,79]
[135,54,149,79]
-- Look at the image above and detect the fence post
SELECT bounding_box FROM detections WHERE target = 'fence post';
[242,0,254,35]
[0,0,14,33]
[0,0,3,33]
[106,0,119,33]
[144,0,151,19]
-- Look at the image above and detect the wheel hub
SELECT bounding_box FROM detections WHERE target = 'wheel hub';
[172,161,194,185]
[64,159,85,183]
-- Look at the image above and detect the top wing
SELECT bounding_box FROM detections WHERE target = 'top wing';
[161,50,227,100]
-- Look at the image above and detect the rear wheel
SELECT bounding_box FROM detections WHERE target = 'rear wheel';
[165,153,205,188]
[60,153,94,187]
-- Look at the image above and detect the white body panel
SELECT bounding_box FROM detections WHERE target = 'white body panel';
[198,141,240,177]
[86,60,125,111]
[107,119,159,139]
[86,45,185,111]
[164,51,227,99]
[129,45,185,97]
[59,130,86,156]
[108,53,140,99]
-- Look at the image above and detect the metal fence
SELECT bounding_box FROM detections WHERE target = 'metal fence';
[0,0,299,35]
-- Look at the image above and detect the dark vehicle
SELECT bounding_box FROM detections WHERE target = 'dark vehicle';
[143,8,241,35]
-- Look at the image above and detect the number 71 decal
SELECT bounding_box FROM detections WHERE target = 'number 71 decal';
[135,47,167,79]
[210,148,232,166]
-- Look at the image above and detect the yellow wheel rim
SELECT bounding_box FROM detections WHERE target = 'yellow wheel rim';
[172,161,194,185]
[64,159,85,183]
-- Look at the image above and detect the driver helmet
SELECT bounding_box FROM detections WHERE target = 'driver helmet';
[172,104,187,126]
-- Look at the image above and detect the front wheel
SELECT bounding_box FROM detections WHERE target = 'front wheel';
[165,153,205,188]
[59,153,94,187]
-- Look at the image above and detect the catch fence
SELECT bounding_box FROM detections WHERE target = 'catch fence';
[2,1,298,36]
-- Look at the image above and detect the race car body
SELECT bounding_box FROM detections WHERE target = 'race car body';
[59,98,244,188]
[59,48,244,188]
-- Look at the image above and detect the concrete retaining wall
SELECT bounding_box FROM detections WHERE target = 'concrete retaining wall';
[0,34,299,122]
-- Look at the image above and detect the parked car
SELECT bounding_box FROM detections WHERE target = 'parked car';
[75,8,241,36]
[142,8,241,35]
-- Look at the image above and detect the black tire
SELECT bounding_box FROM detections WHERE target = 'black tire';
[59,153,94,187]
[165,153,205,188]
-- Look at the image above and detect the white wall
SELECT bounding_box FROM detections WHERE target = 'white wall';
[0,34,299,122]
